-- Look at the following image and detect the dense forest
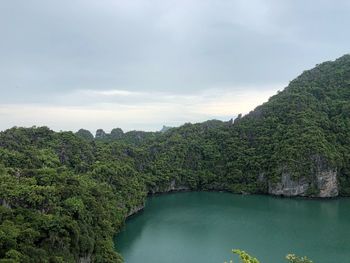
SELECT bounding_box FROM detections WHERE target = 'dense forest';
[1,54,350,262]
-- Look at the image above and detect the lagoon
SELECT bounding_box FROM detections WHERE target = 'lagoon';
[115,192,350,263]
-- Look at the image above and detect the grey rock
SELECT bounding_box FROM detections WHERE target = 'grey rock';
[160,125,173,133]
[1,199,11,209]
[269,155,338,197]
[317,169,338,197]
[127,204,145,218]
[269,173,309,196]
[79,255,91,263]
[149,179,190,194]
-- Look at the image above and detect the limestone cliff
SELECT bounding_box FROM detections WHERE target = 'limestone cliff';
[79,256,91,263]
[268,156,338,197]
[126,204,145,218]
[316,169,338,197]
[268,173,309,196]
[148,179,190,194]
[127,180,189,218]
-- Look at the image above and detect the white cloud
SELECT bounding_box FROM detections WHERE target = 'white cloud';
[1,0,349,131]
[0,84,282,132]
[82,89,144,96]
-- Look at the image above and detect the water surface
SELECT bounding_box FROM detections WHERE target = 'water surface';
[115,192,350,263]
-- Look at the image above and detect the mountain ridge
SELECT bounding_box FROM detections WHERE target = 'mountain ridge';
[0,54,350,262]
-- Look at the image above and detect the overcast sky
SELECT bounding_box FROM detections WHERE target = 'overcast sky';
[1,0,349,132]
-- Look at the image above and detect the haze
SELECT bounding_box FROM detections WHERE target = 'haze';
[1,0,349,132]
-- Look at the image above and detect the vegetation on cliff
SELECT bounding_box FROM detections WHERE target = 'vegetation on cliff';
[0,55,350,261]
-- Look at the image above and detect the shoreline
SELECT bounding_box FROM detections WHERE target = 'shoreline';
[126,188,348,219]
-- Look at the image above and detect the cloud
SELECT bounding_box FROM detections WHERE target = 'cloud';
[82,89,144,97]
[0,0,349,131]
[0,84,281,132]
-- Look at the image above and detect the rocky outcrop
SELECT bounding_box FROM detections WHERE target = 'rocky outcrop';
[1,199,11,209]
[317,169,338,197]
[268,173,309,196]
[79,255,91,263]
[269,155,339,197]
[314,155,338,197]
[126,180,190,218]
[148,179,190,194]
[126,204,145,218]
[160,125,173,133]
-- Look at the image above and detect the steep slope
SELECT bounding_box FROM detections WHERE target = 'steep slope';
[0,54,350,261]
[232,54,350,196]
[0,127,146,262]
[139,54,350,197]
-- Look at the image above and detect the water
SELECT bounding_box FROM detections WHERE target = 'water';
[114,192,350,263]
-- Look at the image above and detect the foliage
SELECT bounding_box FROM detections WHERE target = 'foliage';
[286,254,313,263]
[226,250,312,263]
[1,55,350,261]
[232,249,260,263]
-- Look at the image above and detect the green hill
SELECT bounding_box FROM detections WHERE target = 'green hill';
[0,54,349,262]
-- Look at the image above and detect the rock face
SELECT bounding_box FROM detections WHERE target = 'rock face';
[127,180,190,218]
[1,199,11,209]
[149,179,190,194]
[269,156,338,197]
[127,204,145,217]
[268,173,309,196]
[317,169,338,197]
[160,125,172,133]
[79,255,91,263]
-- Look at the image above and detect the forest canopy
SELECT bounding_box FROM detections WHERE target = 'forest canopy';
[0,55,350,262]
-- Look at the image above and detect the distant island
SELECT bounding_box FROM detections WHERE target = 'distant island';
[1,54,350,262]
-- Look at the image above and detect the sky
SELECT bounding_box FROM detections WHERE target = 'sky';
[1,0,349,133]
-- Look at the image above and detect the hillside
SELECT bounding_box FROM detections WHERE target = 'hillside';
[0,54,350,262]
[134,54,350,197]
[232,54,350,196]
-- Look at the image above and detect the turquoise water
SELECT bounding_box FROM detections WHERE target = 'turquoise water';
[115,192,350,263]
